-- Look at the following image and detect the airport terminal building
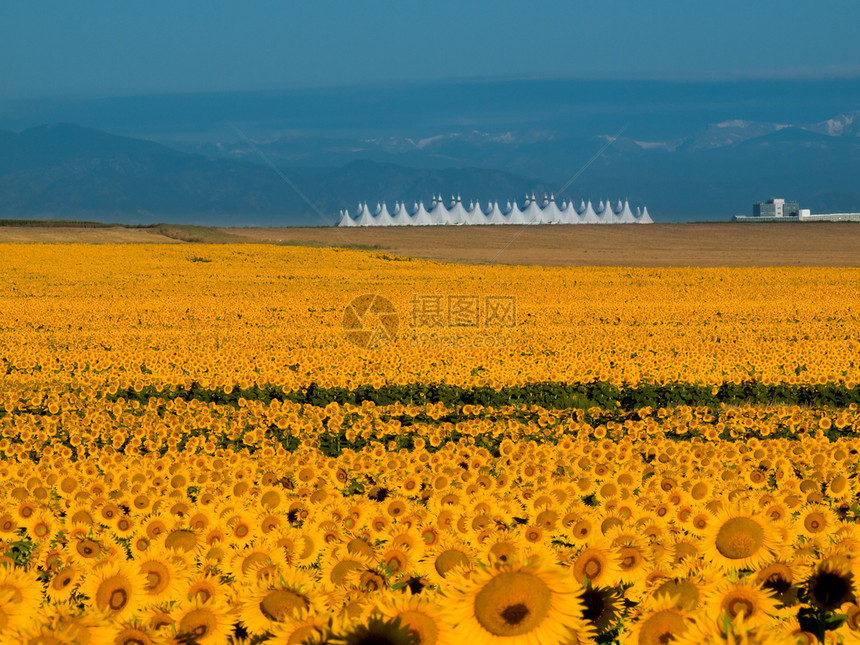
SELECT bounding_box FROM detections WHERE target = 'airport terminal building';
[734,198,860,222]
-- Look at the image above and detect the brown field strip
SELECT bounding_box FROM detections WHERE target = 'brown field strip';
[222,222,860,267]
[2,222,859,266]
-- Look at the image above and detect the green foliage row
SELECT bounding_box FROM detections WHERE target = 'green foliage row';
[109,379,860,411]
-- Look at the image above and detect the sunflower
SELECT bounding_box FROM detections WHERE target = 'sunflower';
[0,514,18,537]
[62,507,94,532]
[174,598,234,644]
[227,545,288,583]
[701,505,777,571]
[616,542,652,586]
[776,615,820,645]
[321,555,370,589]
[130,531,153,556]
[687,512,711,536]
[238,569,320,635]
[374,589,454,645]
[806,553,856,611]
[26,512,57,543]
[0,566,43,613]
[674,610,796,645]
[11,603,116,645]
[422,541,476,588]
[67,535,107,565]
[797,504,840,539]
[163,528,204,555]
[568,514,597,545]
[282,530,322,567]
[484,537,521,567]
[579,585,622,635]
[442,555,587,645]
[755,561,802,607]
[113,621,161,645]
[0,588,33,635]
[145,605,176,632]
[623,593,693,645]
[703,577,779,628]
[45,565,83,602]
[267,607,336,645]
[331,614,420,645]
[569,542,623,588]
[185,575,226,605]
[842,602,860,634]
[649,577,706,612]
[381,546,414,577]
[345,537,378,560]
[137,546,191,605]
[81,559,148,620]
[113,513,136,538]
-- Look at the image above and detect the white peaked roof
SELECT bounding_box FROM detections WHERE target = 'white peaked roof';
[541,194,563,224]
[558,200,579,224]
[505,200,526,224]
[373,202,394,226]
[337,209,355,227]
[412,201,434,225]
[596,199,614,224]
[465,201,487,225]
[446,195,468,225]
[581,201,600,224]
[638,206,653,224]
[520,195,542,224]
[618,200,636,224]
[487,201,507,224]
[390,201,412,226]
[355,202,376,227]
[429,197,453,225]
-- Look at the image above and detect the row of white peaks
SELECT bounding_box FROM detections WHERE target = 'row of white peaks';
[339,195,651,225]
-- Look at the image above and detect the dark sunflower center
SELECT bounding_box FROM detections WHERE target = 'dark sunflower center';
[109,588,128,610]
[726,598,754,618]
[500,603,529,626]
[584,558,602,578]
[811,572,851,608]
[146,571,163,592]
[763,572,791,594]
[806,516,823,531]
[582,588,605,622]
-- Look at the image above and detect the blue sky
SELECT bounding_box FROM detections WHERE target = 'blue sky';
[2,0,860,100]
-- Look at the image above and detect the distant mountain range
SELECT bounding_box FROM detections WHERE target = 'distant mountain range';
[1,80,859,223]
[0,123,553,226]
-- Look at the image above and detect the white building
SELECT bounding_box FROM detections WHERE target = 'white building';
[338,196,652,226]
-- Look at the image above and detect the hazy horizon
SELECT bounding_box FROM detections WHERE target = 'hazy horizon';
[3,1,860,101]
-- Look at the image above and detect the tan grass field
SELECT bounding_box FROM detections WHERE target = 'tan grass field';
[2,222,859,266]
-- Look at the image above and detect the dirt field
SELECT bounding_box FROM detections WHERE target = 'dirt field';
[0,226,182,244]
[222,223,860,267]
[2,222,859,267]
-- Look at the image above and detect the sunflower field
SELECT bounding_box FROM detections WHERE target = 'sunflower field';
[1,244,860,644]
